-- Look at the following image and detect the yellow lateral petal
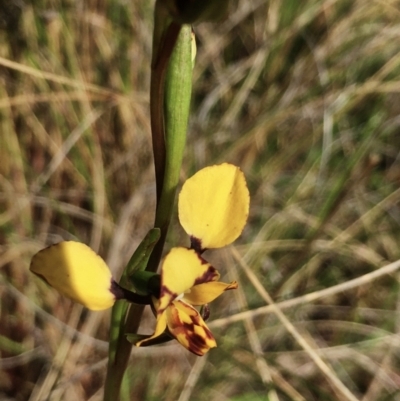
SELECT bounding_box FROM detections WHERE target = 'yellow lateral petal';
[166,300,216,356]
[135,311,168,347]
[178,163,250,249]
[30,241,115,310]
[158,247,219,313]
[183,281,238,305]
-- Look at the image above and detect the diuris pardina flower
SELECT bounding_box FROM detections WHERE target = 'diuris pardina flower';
[136,247,239,355]
[136,163,250,355]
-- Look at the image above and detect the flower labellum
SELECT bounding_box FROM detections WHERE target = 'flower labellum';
[136,247,238,355]
[30,241,116,311]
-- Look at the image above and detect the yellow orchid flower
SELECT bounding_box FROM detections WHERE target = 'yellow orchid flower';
[178,163,250,251]
[135,163,249,355]
[136,247,238,355]
[30,241,150,310]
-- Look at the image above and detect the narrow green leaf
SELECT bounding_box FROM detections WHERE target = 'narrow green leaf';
[148,25,194,272]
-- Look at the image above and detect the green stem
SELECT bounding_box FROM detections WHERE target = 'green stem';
[103,229,160,401]
[103,300,130,401]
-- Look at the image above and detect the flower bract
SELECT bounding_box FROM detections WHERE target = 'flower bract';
[178,163,249,250]
[30,241,116,311]
[136,247,238,355]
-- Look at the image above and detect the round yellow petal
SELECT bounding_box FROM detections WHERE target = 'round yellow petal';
[183,281,238,305]
[30,241,115,311]
[158,247,219,313]
[178,163,250,249]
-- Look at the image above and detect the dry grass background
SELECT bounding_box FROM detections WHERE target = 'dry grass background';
[1,0,400,400]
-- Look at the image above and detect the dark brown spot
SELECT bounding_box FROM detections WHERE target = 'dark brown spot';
[190,236,204,254]
[168,304,215,356]
[193,259,219,285]
[159,285,177,300]
[110,279,124,299]
[200,304,210,321]
[157,285,178,314]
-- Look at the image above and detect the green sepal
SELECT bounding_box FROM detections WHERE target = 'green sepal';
[119,228,161,290]
[129,271,161,296]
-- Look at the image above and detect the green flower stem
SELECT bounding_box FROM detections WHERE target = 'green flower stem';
[103,229,160,401]
[148,24,194,273]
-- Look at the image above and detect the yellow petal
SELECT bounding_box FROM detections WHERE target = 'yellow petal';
[30,241,115,311]
[158,247,219,313]
[183,281,238,305]
[166,300,216,356]
[135,311,168,347]
[178,163,249,249]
